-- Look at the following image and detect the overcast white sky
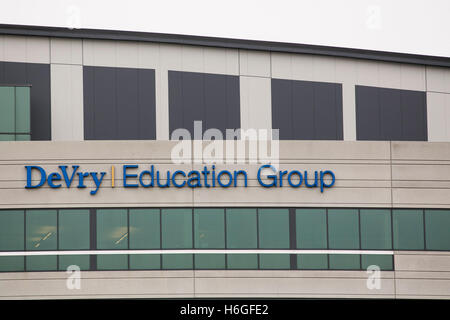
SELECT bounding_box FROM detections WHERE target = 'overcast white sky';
[0,0,449,57]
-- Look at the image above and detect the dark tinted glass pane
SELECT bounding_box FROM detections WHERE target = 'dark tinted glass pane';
[59,209,90,250]
[97,209,128,249]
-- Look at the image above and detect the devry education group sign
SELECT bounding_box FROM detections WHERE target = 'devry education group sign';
[24,165,335,195]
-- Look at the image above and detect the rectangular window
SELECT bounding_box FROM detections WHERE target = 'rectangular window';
[59,209,90,250]
[84,66,156,140]
[329,254,361,270]
[26,210,57,271]
[393,209,425,250]
[161,209,192,249]
[361,255,393,271]
[0,86,31,141]
[129,208,160,270]
[0,210,24,271]
[297,254,328,270]
[360,209,392,249]
[271,79,343,140]
[328,209,359,249]
[96,209,128,270]
[425,210,450,250]
[226,208,258,269]
[258,209,290,269]
[168,71,240,138]
[356,85,427,141]
[194,208,225,269]
[161,209,192,269]
[296,209,327,249]
[58,209,90,271]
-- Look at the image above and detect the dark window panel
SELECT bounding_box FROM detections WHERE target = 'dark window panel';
[271,79,293,139]
[83,66,156,140]
[168,71,240,139]
[355,85,381,140]
[356,85,427,141]
[271,78,343,140]
[380,88,402,140]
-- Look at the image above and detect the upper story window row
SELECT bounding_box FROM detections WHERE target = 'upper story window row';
[0,63,432,142]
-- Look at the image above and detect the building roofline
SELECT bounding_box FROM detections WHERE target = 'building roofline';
[0,23,449,67]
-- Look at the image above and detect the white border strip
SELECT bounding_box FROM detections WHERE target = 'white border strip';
[0,250,394,256]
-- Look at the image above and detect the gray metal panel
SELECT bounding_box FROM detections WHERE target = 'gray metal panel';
[271,79,343,140]
[380,88,402,141]
[355,86,381,140]
[117,68,139,139]
[271,79,293,139]
[168,71,240,138]
[0,61,51,140]
[401,90,427,141]
[355,86,427,141]
[83,66,156,140]
[292,80,314,140]
[138,69,156,140]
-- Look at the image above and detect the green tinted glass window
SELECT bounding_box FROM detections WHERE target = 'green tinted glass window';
[260,254,290,269]
[0,210,24,251]
[130,254,160,270]
[226,208,257,248]
[258,209,289,248]
[329,254,360,270]
[195,254,225,269]
[26,256,58,271]
[129,209,160,249]
[59,255,90,271]
[425,210,450,250]
[296,209,327,249]
[162,209,192,249]
[0,87,15,133]
[227,254,258,269]
[393,209,424,250]
[0,257,24,272]
[361,255,393,271]
[194,208,225,249]
[26,210,57,250]
[162,254,193,269]
[297,254,328,270]
[15,87,30,133]
[0,134,15,141]
[328,209,359,249]
[360,209,392,249]
[97,254,128,270]
[97,209,128,249]
[59,209,90,250]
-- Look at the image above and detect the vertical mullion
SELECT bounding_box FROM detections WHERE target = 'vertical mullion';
[56,209,59,271]
[423,209,427,250]
[256,208,260,270]
[192,208,195,270]
[358,209,362,270]
[289,208,297,270]
[224,208,228,270]
[89,208,97,271]
[127,208,130,270]
[24,210,26,271]
[326,208,330,270]
[159,209,163,270]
